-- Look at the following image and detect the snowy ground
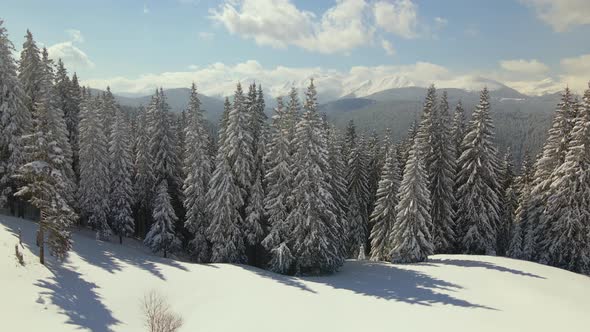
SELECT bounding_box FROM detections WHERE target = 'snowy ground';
[1,215,589,332]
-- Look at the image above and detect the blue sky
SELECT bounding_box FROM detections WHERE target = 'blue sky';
[1,0,590,97]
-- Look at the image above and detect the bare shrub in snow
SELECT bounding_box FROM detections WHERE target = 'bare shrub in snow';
[141,290,183,332]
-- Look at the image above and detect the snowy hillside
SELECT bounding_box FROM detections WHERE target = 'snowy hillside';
[2,215,589,332]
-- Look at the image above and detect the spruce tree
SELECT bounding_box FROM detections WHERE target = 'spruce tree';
[389,140,433,263]
[109,106,135,244]
[78,92,111,240]
[451,100,466,161]
[145,180,181,258]
[18,30,43,121]
[182,84,212,262]
[541,84,590,273]
[369,140,401,261]
[288,80,343,274]
[429,91,456,253]
[455,88,501,255]
[497,149,517,256]
[134,105,155,237]
[0,21,31,211]
[326,124,349,261]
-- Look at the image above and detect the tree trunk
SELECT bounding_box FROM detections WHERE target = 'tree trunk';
[119,235,123,245]
[38,209,45,265]
[163,249,167,258]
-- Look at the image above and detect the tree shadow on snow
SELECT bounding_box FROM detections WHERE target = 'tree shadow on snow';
[429,258,544,279]
[35,262,121,332]
[236,265,317,293]
[306,261,496,309]
[72,230,189,281]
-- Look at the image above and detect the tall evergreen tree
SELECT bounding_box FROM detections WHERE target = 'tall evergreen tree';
[0,21,31,211]
[429,91,456,253]
[67,73,81,180]
[541,84,590,273]
[182,84,212,262]
[78,93,111,239]
[288,80,343,274]
[455,88,501,255]
[109,106,135,244]
[451,101,466,161]
[134,105,155,237]
[369,139,401,261]
[497,149,517,256]
[347,133,370,257]
[389,140,433,263]
[145,180,180,258]
[18,30,42,121]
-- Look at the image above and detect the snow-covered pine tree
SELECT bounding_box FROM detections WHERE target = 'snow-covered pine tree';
[78,92,111,240]
[366,130,384,226]
[429,91,456,253]
[262,97,295,273]
[40,49,77,207]
[451,100,466,161]
[18,30,43,121]
[389,139,433,263]
[244,84,267,260]
[343,120,357,162]
[529,88,576,262]
[508,180,532,260]
[369,137,401,261]
[326,123,349,261]
[175,110,187,183]
[398,120,418,177]
[101,87,117,141]
[109,105,135,244]
[206,157,245,263]
[415,85,437,175]
[145,180,181,258]
[497,149,517,256]
[455,87,501,255]
[148,89,182,213]
[347,133,370,257]
[288,80,343,274]
[0,21,31,212]
[285,87,301,156]
[225,83,254,209]
[15,53,76,264]
[182,83,212,263]
[134,105,155,237]
[541,83,590,273]
[67,73,81,180]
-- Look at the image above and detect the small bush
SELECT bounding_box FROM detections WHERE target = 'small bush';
[141,290,183,332]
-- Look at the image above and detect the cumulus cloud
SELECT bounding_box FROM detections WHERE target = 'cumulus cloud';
[47,29,94,70]
[209,0,373,54]
[381,39,395,56]
[373,0,418,38]
[499,59,549,75]
[521,0,590,31]
[559,53,590,92]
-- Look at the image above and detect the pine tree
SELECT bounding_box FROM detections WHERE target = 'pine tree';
[134,105,155,237]
[397,121,418,177]
[262,97,295,273]
[347,133,370,257]
[429,91,456,253]
[67,73,81,180]
[389,140,433,263]
[455,88,501,255]
[530,88,576,262]
[415,85,437,174]
[0,21,31,211]
[508,181,532,260]
[206,157,245,263]
[18,30,43,121]
[78,92,111,240]
[326,123,349,262]
[145,180,181,258]
[541,84,590,273]
[182,84,212,262]
[288,80,343,274]
[369,139,401,261]
[497,149,517,256]
[15,47,76,263]
[101,87,117,141]
[109,106,135,244]
[366,130,384,225]
[451,100,466,161]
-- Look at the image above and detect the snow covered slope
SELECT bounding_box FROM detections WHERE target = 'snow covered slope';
[2,215,589,332]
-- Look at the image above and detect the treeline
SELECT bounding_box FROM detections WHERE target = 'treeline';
[1,22,589,275]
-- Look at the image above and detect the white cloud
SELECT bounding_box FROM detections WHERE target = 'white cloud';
[47,41,95,70]
[198,31,215,40]
[434,17,448,28]
[381,39,395,56]
[499,59,549,75]
[66,29,84,43]
[210,0,373,54]
[521,0,590,31]
[559,53,590,92]
[373,0,418,38]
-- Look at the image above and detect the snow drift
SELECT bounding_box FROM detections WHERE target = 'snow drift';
[1,215,589,332]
